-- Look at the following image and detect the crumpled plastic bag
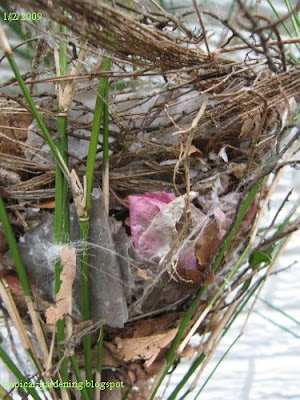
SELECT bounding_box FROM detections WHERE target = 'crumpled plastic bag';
[129,192,176,259]
[129,192,206,267]
[128,191,236,284]
[18,189,129,328]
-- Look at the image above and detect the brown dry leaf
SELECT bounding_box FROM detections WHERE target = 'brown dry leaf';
[240,117,254,138]
[195,221,221,268]
[188,144,202,156]
[31,199,55,209]
[177,268,203,285]
[203,269,215,285]
[136,267,152,281]
[46,245,76,324]
[115,328,178,367]
[0,113,32,156]
[130,312,182,338]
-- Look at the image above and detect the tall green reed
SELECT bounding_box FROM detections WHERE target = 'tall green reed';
[79,55,111,394]
[54,20,71,392]
[149,178,263,399]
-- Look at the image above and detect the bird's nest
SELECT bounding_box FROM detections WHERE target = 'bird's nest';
[0,1,299,399]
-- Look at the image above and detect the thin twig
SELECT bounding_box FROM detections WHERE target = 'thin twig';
[193,0,211,56]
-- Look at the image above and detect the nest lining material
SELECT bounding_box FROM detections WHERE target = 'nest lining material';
[1,0,299,330]
[1,64,299,199]
[0,0,299,396]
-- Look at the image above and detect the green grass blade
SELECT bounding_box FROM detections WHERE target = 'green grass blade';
[0,344,41,400]
[275,198,300,236]
[266,0,293,37]
[263,197,300,257]
[167,244,251,400]
[284,0,300,34]
[69,355,90,400]
[266,0,300,54]
[259,298,300,325]
[0,195,32,298]
[79,219,92,393]
[0,385,13,399]
[224,277,265,334]
[254,310,300,338]
[211,178,263,272]
[168,353,206,400]
[79,56,111,394]
[149,179,262,399]
[0,27,69,178]
[54,20,70,390]
[94,68,110,395]
[102,84,110,213]
[85,56,111,214]
[193,335,241,399]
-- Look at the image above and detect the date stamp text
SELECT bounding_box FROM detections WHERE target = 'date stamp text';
[2,12,43,21]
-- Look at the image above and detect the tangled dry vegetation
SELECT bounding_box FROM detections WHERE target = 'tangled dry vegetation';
[0,0,299,399]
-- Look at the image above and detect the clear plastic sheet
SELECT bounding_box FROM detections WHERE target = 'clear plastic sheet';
[18,189,129,328]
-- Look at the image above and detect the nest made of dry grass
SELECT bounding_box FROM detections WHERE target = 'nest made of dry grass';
[0,1,299,204]
[0,1,299,398]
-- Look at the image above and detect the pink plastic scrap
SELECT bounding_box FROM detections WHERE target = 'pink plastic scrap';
[128,192,176,258]
[128,190,257,278]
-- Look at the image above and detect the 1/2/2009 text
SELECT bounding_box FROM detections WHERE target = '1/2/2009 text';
[2,12,43,21]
